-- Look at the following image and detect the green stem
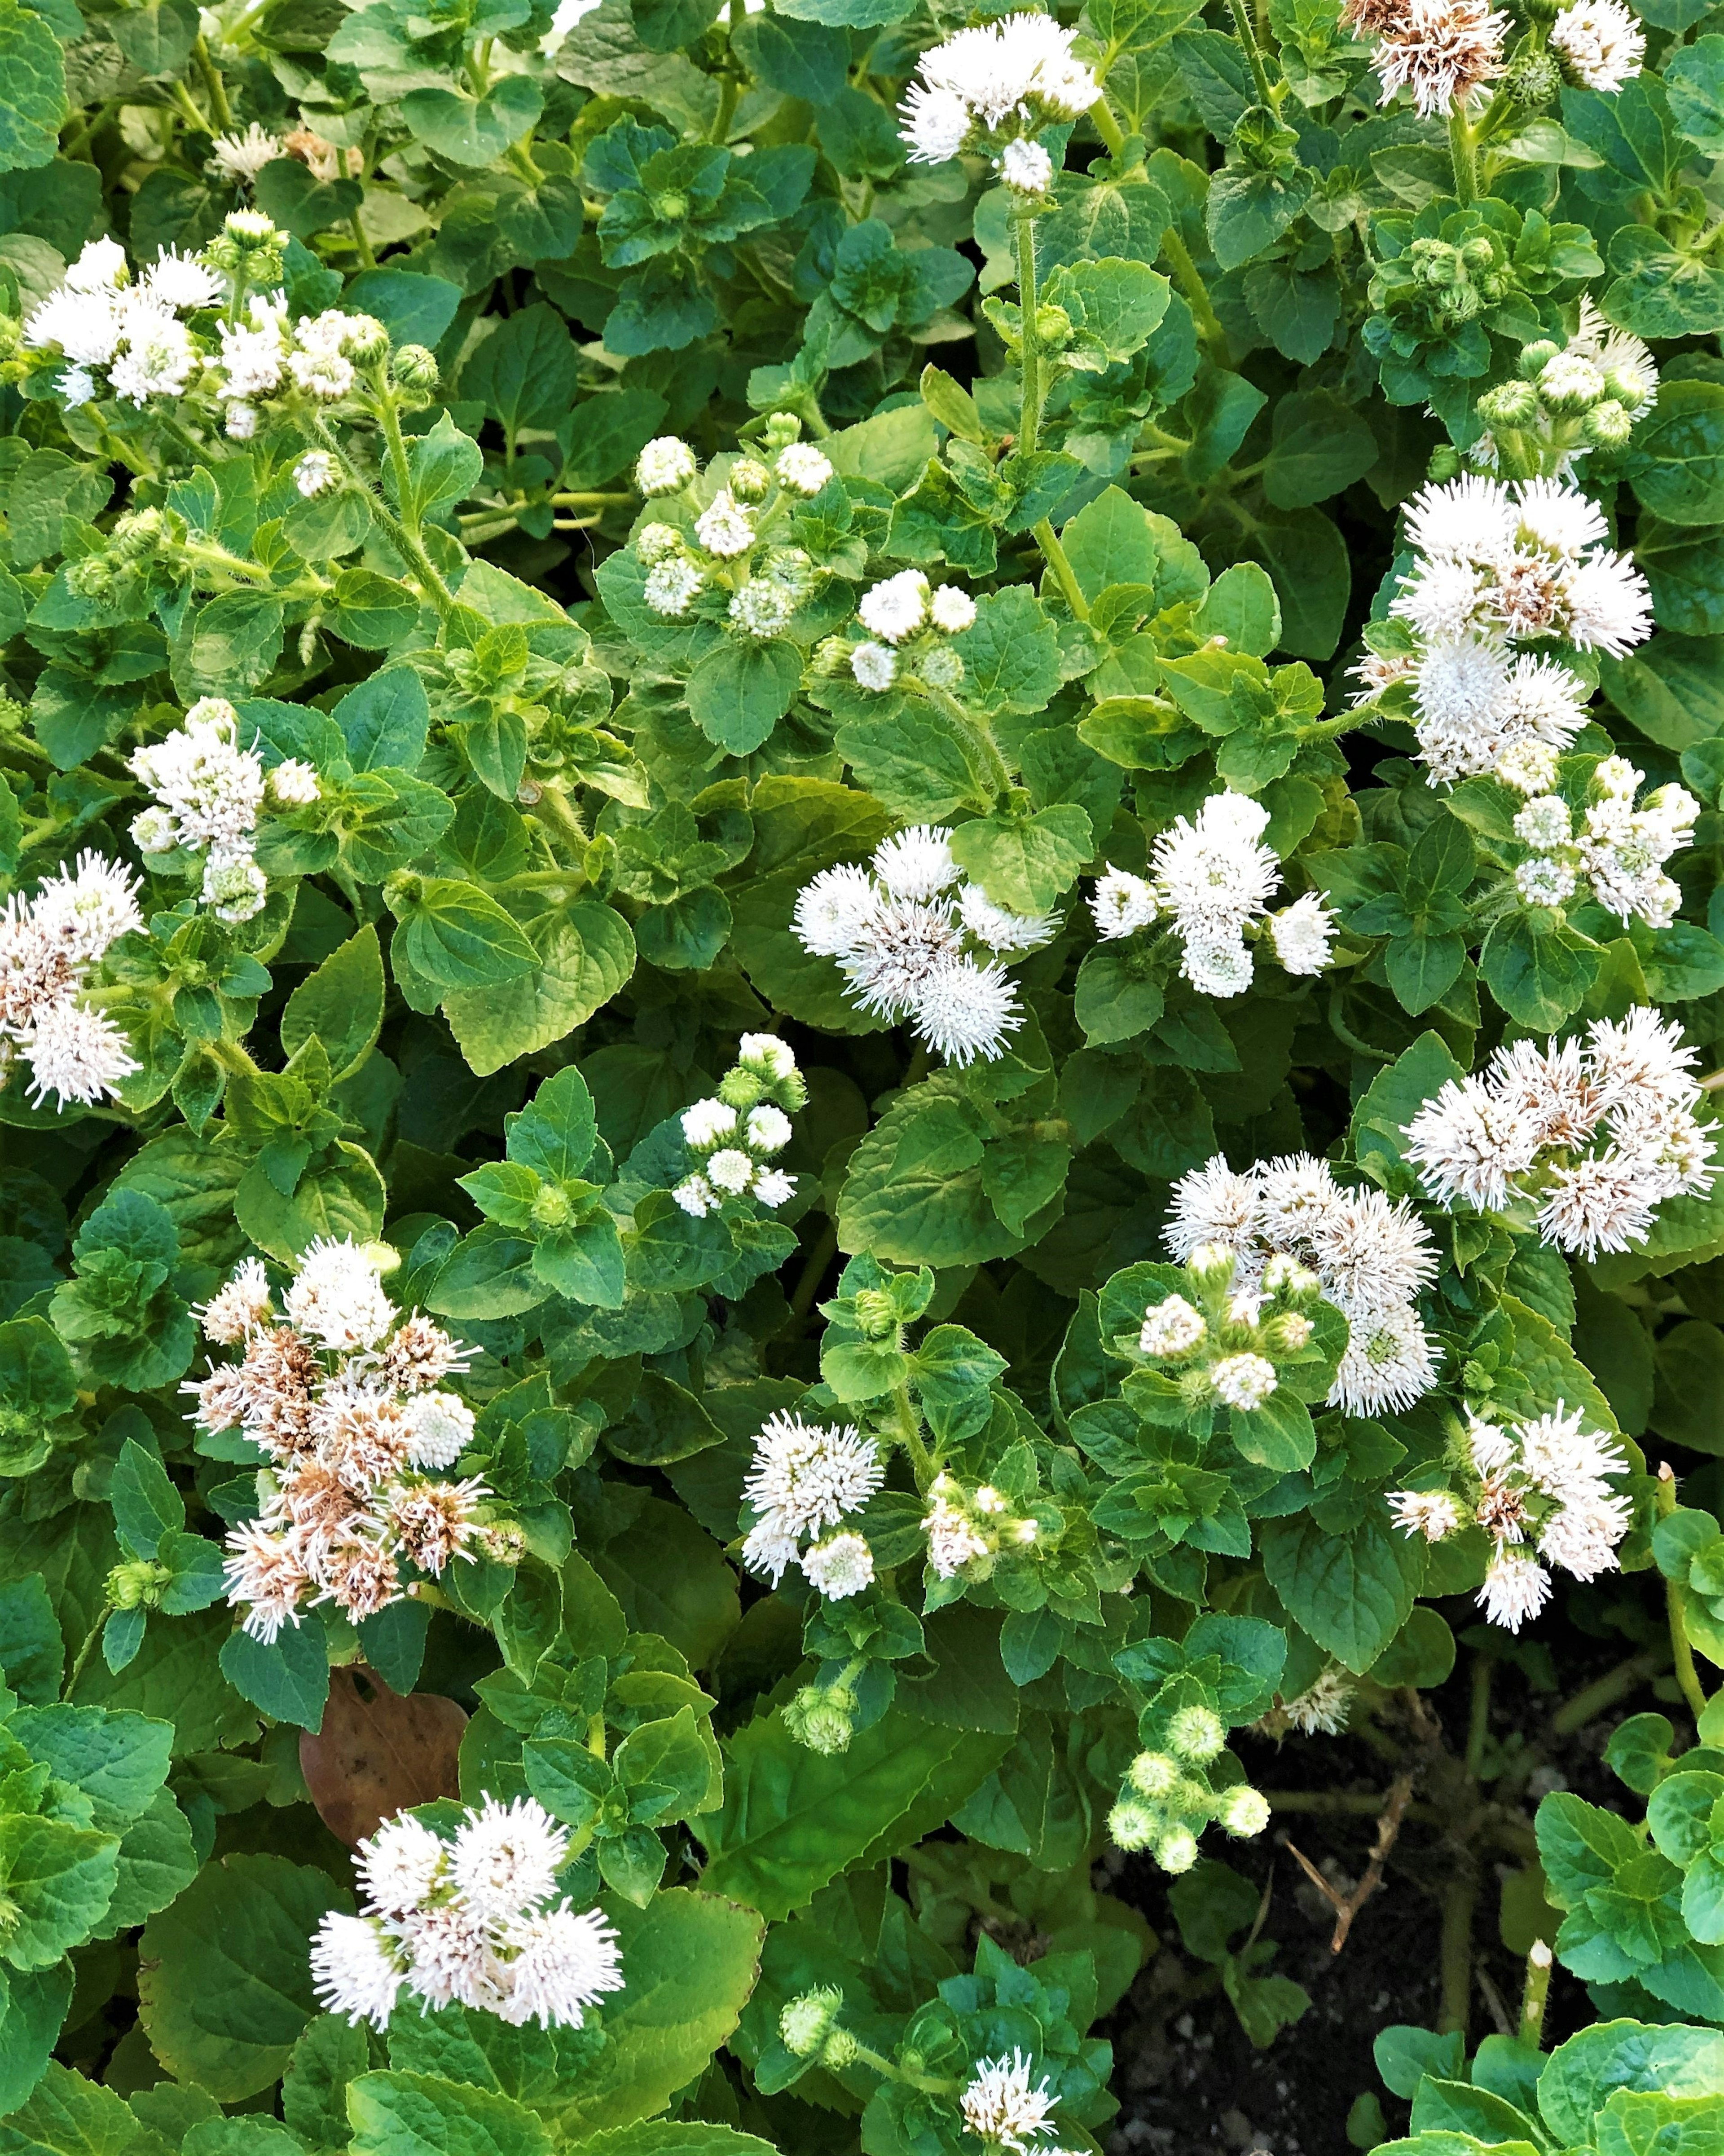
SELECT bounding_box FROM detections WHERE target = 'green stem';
[1161,227,1227,356]
[1228,0,1275,103]
[1034,519,1090,621]
[1465,1654,1492,1780]
[313,404,457,621]
[923,683,1013,803]
[192,35,234,130]
[1550,1648,1669,1735]
[65,1613,106,1694]
[893,1384,933,1484]
[1438,1866,1477,2036]
[789,1220,838,1324]
[348,212,377,271]
[1086,93,1126,154]
[847,2041,963,2097]
[1447,103,1478,205]
[1014,209,1044,454]
[1658,1463,1712,1724]
[1519,1940,1552,2050]
[168,79,212,137]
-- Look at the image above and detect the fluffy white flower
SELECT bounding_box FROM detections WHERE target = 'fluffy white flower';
[1328,1301,1438,1415]
[130,703,265,860]
[707,1147,756,1195]
[1550,0,1643,88]
[1089,867,1158,939]
[1537,1153,1658,1257]
[1267,892,1337,975]
[1152,791,1279,942]
[1309,1187,1438,1319]
[449,1795,570,1924]
[958,883,1056,952]
[874,824,959,901]
[924,1494,990,1577]
[1404,473,1517,561]
[1370,0,1508,115]
[23,1000,138,1107]
[1001,136,1055,192]
[1496,738,1563,796]
[1181,935,1254,998]
[1514,477,1610,558]
[356,1813,448,1918]
[1405,1075,1543,1212]
[801,1530,875,1599]
[930,585,977,633]
[859,570,931,644]
[25,286,122,366]
[143,248,225,312]
[899,82,972,162]
[792,863,881,957]
[65,238,129,293]
[1561,549,1654,655]
[1479,1547,1552,1632]
[753,1168,796,1207]
[774,442,833,495]
[108,308,198,404]
[961,2050,1060,2153]
[198,1258,274,1346]
[1279,1669,1355,1736]
[746,1103,792,1153]
[294,450,337,498]
[841,898,964,1018]
[220,1522,309,1641]
[1139,1293,1206,1357]
[644,558,703,617]
[401,1391,475,1471]
[1211,1352,1278,1410]
[682,1097,739,1149]
[1165,1157,1263,1262]
[30,851,142,965]
[910,956,1024,1067]
[496,1902,625,2029]
[851,641,898,692]
[1389,1488,1463,1542]
[211,123,284,182]
[286,1236,395,1352]
[743,1411,883,1546]
[673,1173,717,1218]
[268,758,321,807]
[911,14,1100,133]
[695,489,754,557]
[637,436,698,496]
[310,1912,405,2029]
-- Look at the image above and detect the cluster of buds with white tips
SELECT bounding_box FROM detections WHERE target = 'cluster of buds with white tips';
[1473,300,1657,474]
[1351,473,1651,785]
[0,850,142,1108]
[1089,792,1337,999]
[673,1032,805,1218]
[633,423,836,634]
[1404,1008,1716,1257]
[130,696,317,924]
[1390,1398,1633,1631]
[212,295,393,439]
[822,569,977,696]
[1132,1243,1330,1416]
[920,1472,1044,1581]
[1504,754,1698,929]
[186,1239,511,1639]
[1165,1152,1440,1417]
[310,1795,624,2030]
[1108,1702,1272,1873]
[794,824,1054,1068]
[897,13,1099,179]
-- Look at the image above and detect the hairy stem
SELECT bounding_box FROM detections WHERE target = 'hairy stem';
[1658,1462,1712,1724]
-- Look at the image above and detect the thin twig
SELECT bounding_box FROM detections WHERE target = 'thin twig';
[1476,1963,1514,2039]
[1280,1769,1416,1953]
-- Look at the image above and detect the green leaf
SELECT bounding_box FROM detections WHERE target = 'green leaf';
[219,1616,331,1733]
[282,928,385,1084]
[952,586,1063,714]
[393,413,485,526]
[139,1855,351,2100]
[461,305,581,437]
[347,2071,551,2156]
[401,76,544,166]
[389,878,537,992]
[1259,1506,1425,1673]
[109,1438,185,1561]
[0,0,67,173]
[1627,379,1724,526]
[553,1890,765,2138]
[948,807,1093,913]
[1665,35,1724,152]
[0,1812,120,1970]
[10,1703,173,1830]
[0,2063,172,2156]
[444,903,636,1078]
[1261,388,1379,509]
[0,1965,74,2116]
[684,640,801,756]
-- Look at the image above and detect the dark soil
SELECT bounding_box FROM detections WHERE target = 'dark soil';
[1100,1591,1681,2156]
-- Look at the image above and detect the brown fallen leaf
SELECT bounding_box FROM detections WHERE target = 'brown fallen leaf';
[299,1665,467,1846]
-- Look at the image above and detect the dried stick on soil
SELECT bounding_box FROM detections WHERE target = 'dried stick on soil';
[1279,1769,1416,1954]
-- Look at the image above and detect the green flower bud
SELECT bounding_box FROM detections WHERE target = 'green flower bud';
[780,1987,844,2058]
[392,344,440,392]
[1157,1825,1201,1874]
[785,1684,855,1756]
[1504,50,1562,108]
[822,2028,861,2069]
[761,412,802,452]
[530,1182,575,1230]
[106,1558,172,1611]
[1427,444,1461,482]
[1538,351,1606,413]
[1186,1240,1236,1290]
[476,1521,527,1565]
[716,1066,767,1112]
[1411,239,1460,288]
[66,555,119,603]
[1034,303,1073,348]
[1583,398,1634,451]
[852,1287,900,1340]
[1108,1795,1161,1852]
[1477,378,1542,429]
[343,314,390,366]
[1459,236,1496,273]
[1168,1702,1227,1764]
[653,190,689,223]
[1127,1750,1180,1799]
[1218,1785,1272,1838]
[1518,337,1563,381]
[730,457,772,503]
[1600,362,1651,410]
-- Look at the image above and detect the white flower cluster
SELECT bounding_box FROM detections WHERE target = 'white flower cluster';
[794,825,1053,1067]
[1507,754,1698,926]
[1549,0,1645,92]
[214,294,385,440]
[1357,475,1652,783]
[189,1239,498,1639]
[960,2051,1080,2155]
[740,1410,884,1597]
[898,13,1099,166]
[1089,793,1337,997]
[672,1032,804,1217]
[1390,1400,1632,1631]
[24,236,221,408]
[1167,1154,1440,1416]
[311,1795,624,2030]
[844,570,976,693]
[131,696,314,924]
[1403,1008,1716,1257]
[0,851,141,1108]
[633,434,834,632]
[922,1473,1041,1579]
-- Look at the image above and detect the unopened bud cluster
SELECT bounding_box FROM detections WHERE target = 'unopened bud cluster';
[673,1033,804,1219]
[1473,300,1657,478]
[826,569,977,697]
[1134,1245,1322,1415]
[1108,1705,1272,1872]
